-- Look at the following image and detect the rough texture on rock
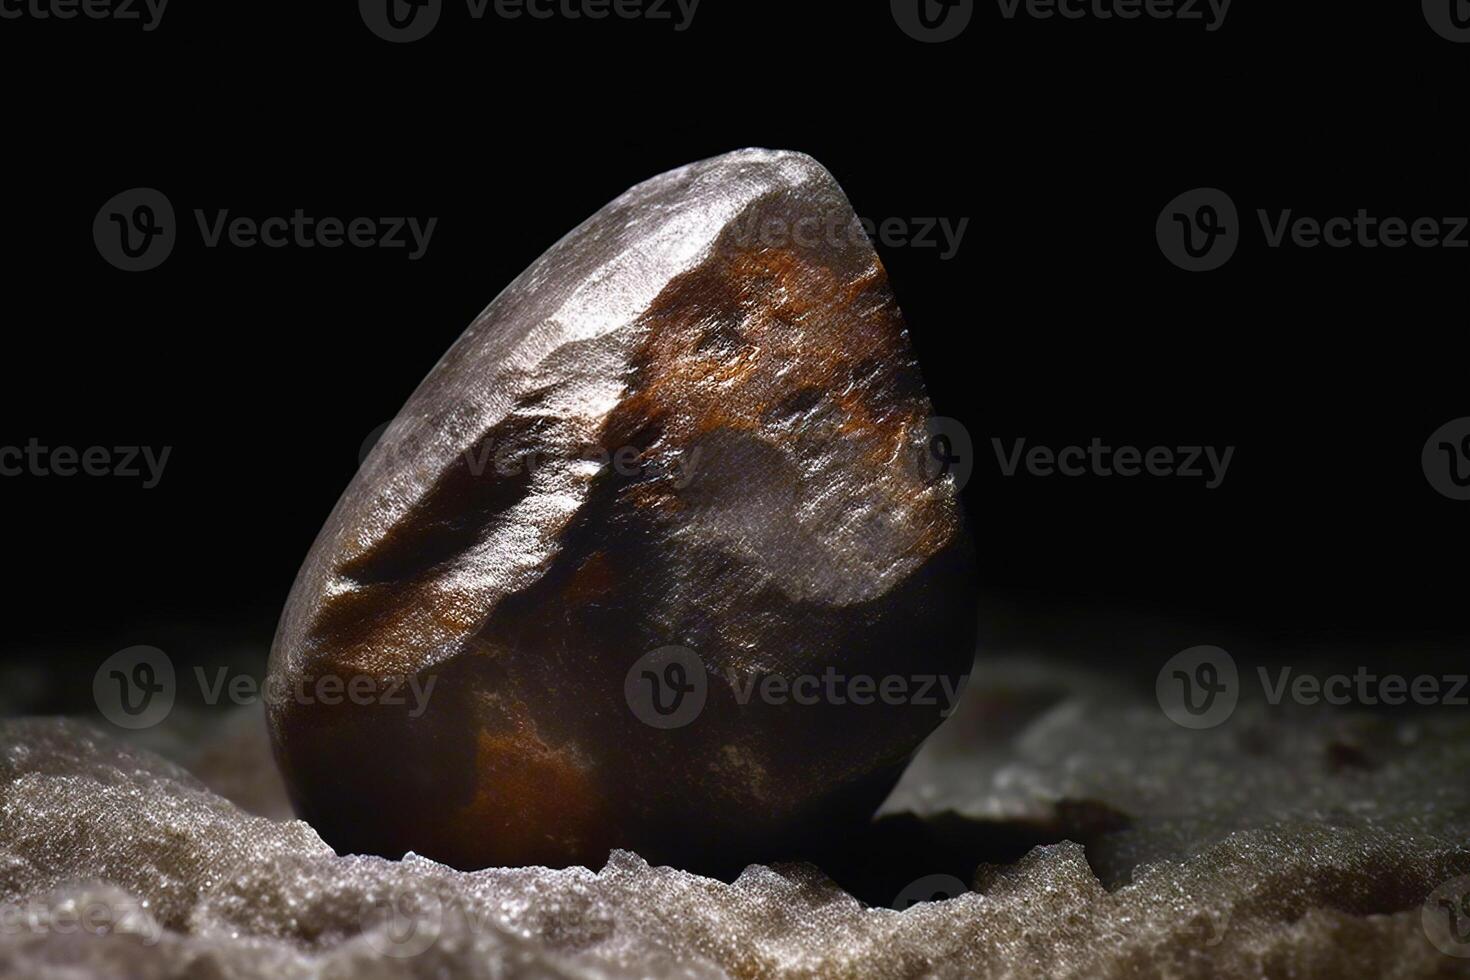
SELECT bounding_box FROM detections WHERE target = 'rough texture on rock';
[267,149,978,873]
[883,657,1470,891]
[5,654,1470,978]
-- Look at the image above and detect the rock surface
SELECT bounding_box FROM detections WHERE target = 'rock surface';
[4,655,1470,978]
[267,149,977,873]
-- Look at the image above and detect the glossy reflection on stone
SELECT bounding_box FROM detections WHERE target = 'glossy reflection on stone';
[267,149,978,874]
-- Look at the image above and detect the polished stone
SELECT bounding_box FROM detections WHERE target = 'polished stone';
[266,149,978,873]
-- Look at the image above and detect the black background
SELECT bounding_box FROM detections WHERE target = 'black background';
[1,0,1466,711]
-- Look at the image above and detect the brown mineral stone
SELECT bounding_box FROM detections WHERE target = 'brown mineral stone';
[267,149,978,874]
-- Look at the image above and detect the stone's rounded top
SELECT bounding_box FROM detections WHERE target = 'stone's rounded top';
[270,148,910,686]
[654,147,841,189]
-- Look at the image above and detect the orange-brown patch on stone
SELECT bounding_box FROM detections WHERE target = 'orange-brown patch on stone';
[613,247,908,443]
[306,579,482,676]
[605,242,957,556]
[564,550,616,604]
[437,712,607,868]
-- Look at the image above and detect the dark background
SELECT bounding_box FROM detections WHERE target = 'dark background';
[1,0,1466,712]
